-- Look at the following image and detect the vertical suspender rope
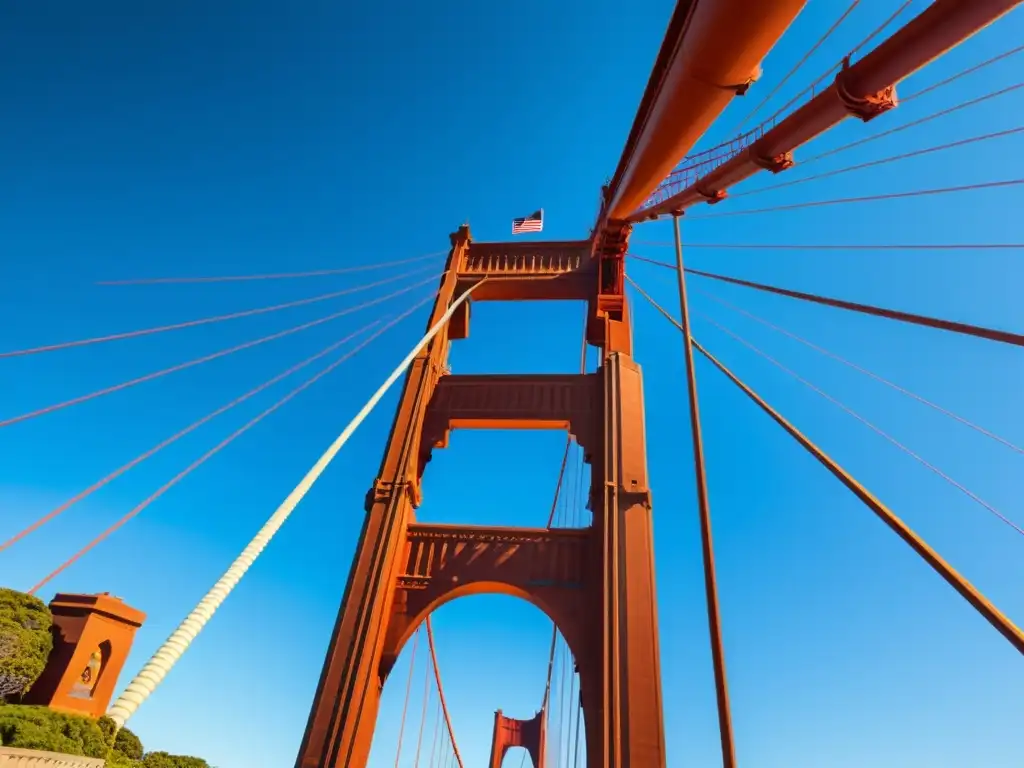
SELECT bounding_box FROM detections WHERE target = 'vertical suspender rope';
[394,630,421,768]
[107,278,482,728]
[671,215,737,768]
[426,619,464,768]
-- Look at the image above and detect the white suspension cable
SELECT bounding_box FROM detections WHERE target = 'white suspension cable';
[107,279,478,728]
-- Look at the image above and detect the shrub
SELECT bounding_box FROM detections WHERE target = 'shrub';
[98,720,145,761]
[0,703,107,758]
[114,724,145,759]
[141,752,212,768]
[106,754,142,768]
[98,715,144,760]
[0,588,53,698]
[0,690,212,767]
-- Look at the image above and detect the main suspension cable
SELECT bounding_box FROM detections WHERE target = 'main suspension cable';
[0,274,438,430]
[3,265,436,359]
[692,286,1024,455]
[696,311,1023,537]
[28,297,432,595]
[757,0,913,130]
[745,0,913,140]
[732,0,862,132]
[106,276,483,729]
[97,252,445,286]
[0,318,382,555]
[730,126,1024,200]
[686,179,1024,219]
[627,275,1024,655]
[801,80,1024,168]
[644,46,1024,218]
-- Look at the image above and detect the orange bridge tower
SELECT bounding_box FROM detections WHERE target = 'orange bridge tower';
[296,226,664,767]
[489,708,546,768]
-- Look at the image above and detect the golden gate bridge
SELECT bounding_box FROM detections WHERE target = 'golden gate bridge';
[2,1,1023,766]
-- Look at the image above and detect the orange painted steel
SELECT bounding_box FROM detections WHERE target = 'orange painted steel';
[591,0,806,366]
[636,0,1024,220]
[604,0,808,221]
[488,709,546,768]
[296,229,666,767]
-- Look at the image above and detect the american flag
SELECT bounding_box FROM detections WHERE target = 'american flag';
[511,209,544,235]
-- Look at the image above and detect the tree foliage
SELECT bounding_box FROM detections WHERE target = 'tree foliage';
[0,704,107,758]
[140,752,211,768]
[99,715,144,760]
[0,588,53,698]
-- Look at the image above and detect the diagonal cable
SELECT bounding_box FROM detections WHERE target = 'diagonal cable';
[902,43,1024,104]
[627,274,1024,538]
[695,311,1024,538]
[28,294,434,594]
[104,277,484,729]
[0,274,439,429]
[0,320,383,555]
[97,252,444,286]
[691,286,1024,455]
[3,264,436,358]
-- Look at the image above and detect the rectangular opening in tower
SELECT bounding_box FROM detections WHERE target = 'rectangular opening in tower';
[447,300,592,376]
[416,429,592,530]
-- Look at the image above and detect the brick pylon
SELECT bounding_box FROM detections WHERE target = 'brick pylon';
[489,708,546,768]
[295,226,666,767]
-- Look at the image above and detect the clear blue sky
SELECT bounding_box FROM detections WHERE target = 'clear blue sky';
[2,1,1022,766]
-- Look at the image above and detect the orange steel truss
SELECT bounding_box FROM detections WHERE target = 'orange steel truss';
[295,226,665,767]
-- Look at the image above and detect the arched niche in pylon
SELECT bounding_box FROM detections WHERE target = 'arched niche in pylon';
[374,519,596,760]
[381,575,588,691]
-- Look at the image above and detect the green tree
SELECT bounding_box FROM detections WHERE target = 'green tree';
[141,752,212,768]
[0,589,53,698]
